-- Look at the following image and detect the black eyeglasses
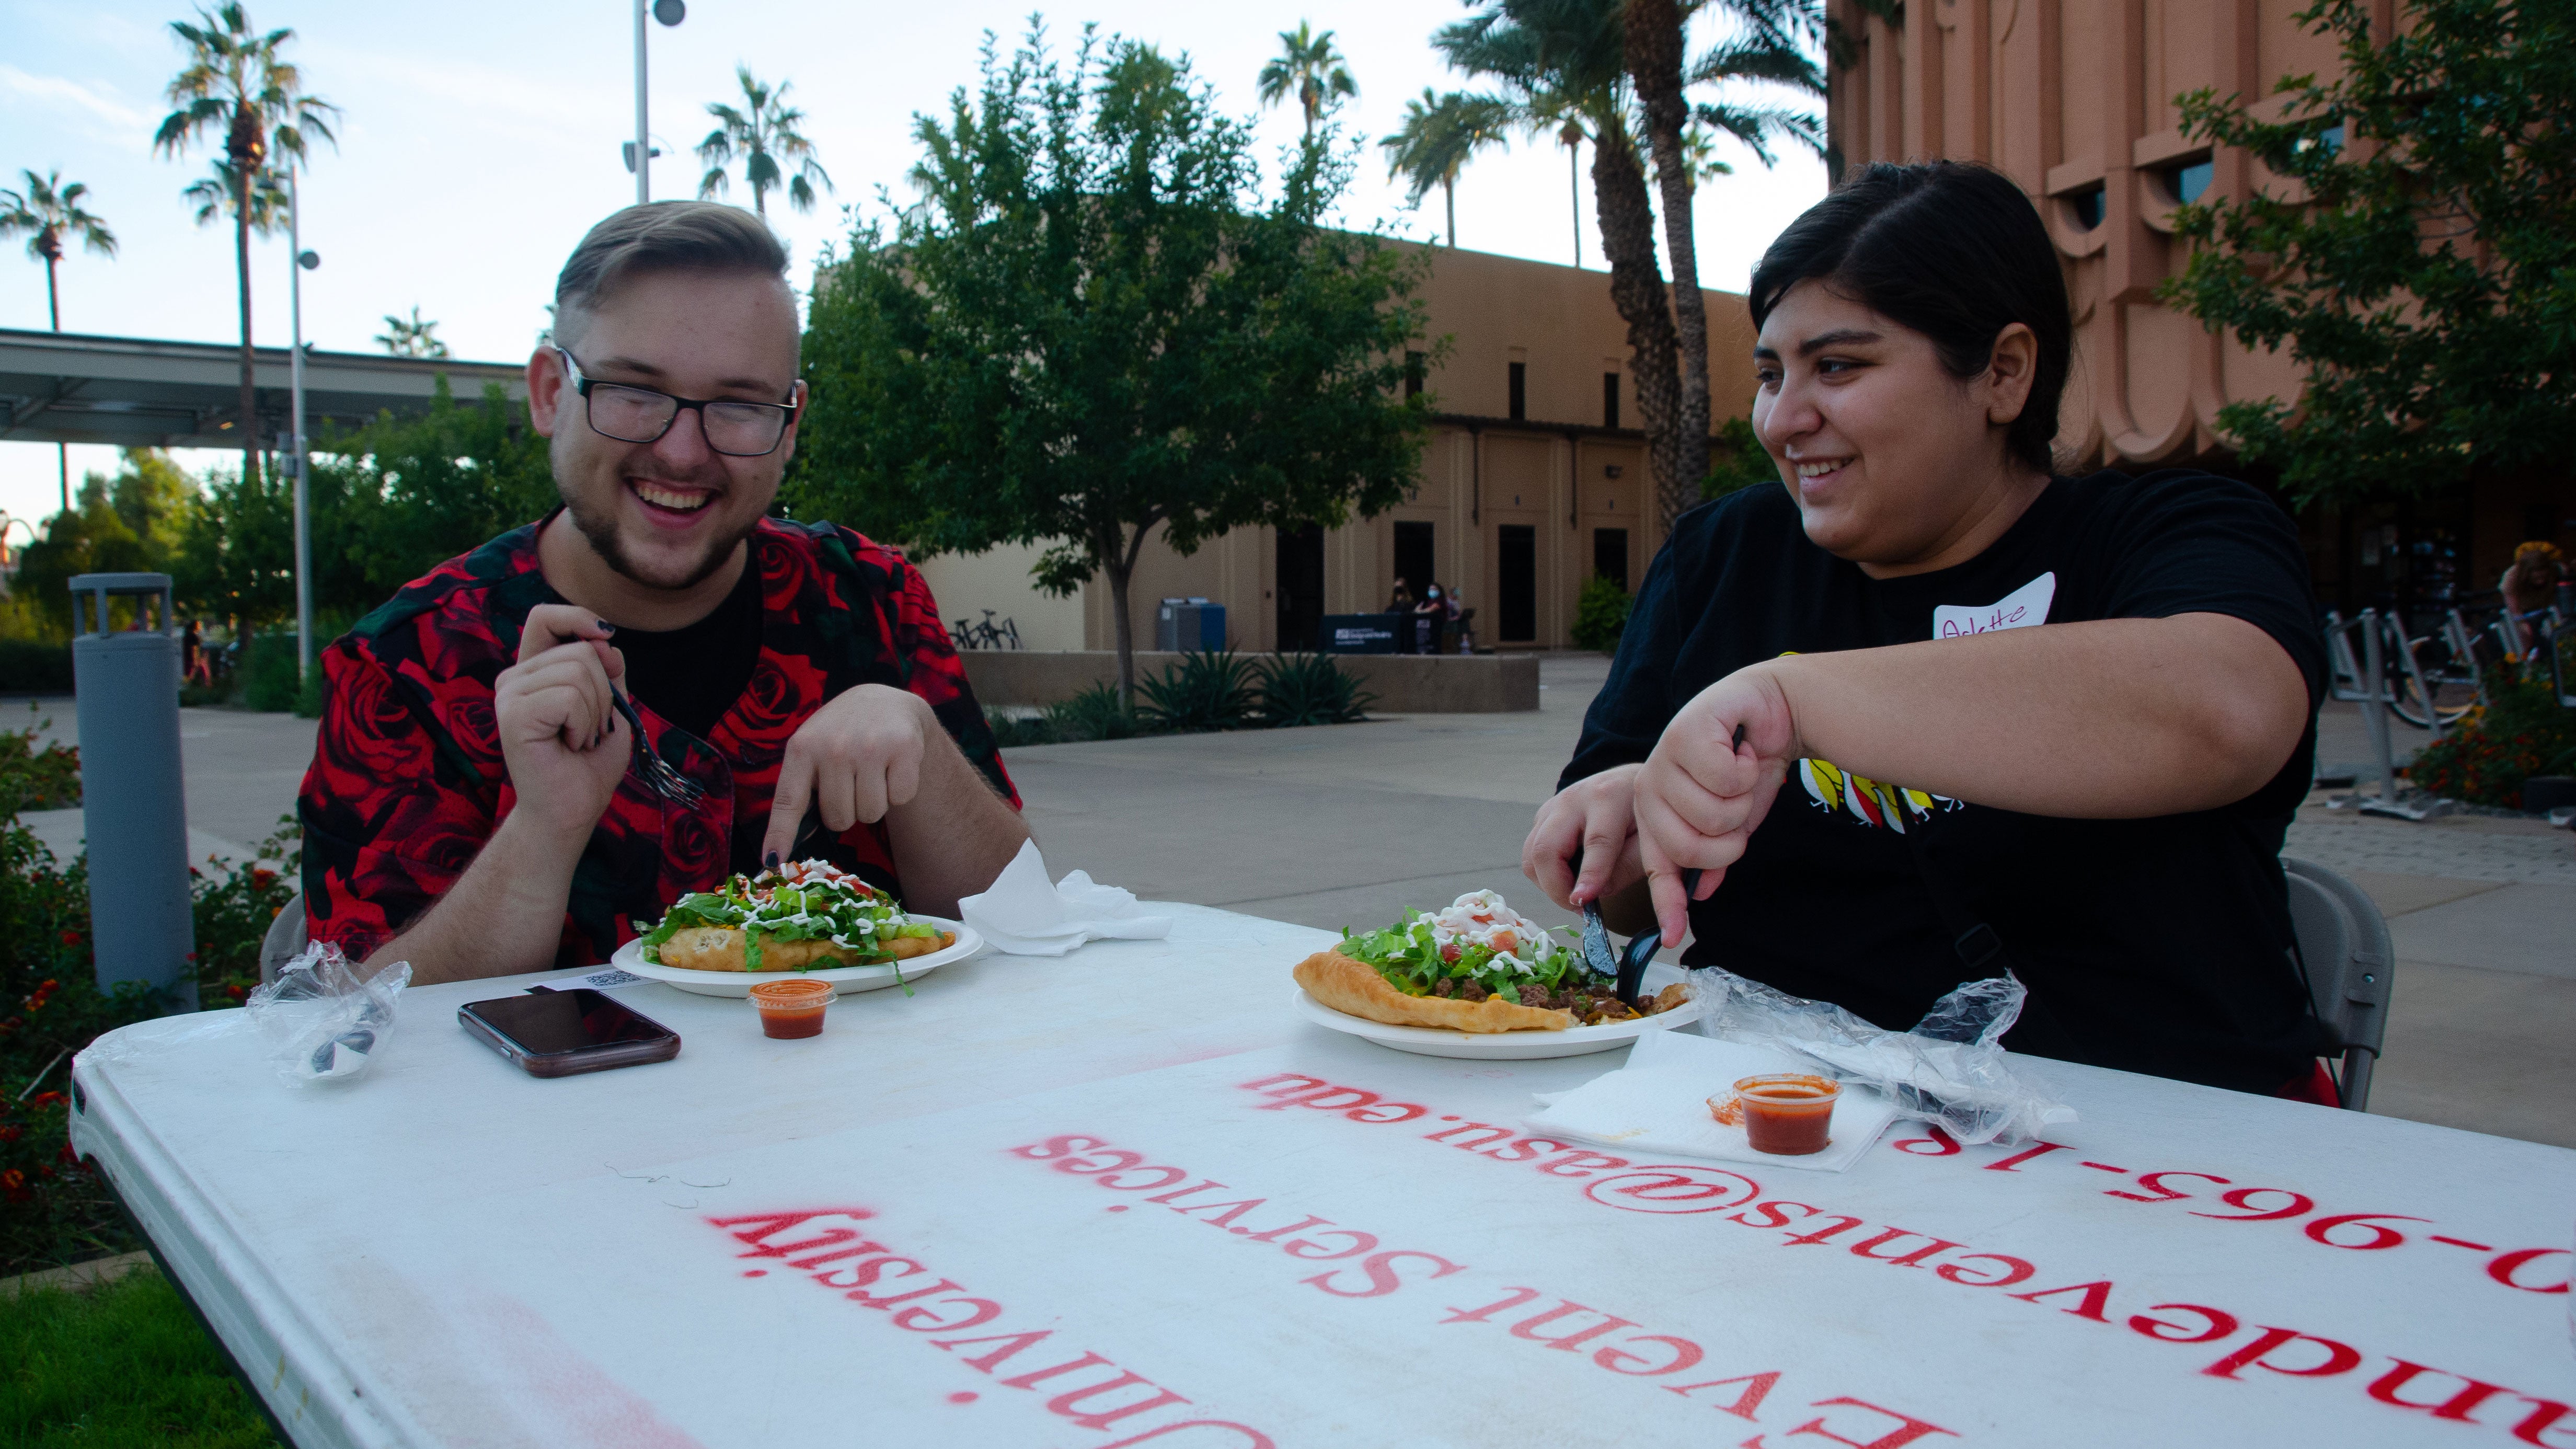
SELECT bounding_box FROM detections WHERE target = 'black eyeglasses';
[554,347,799,457]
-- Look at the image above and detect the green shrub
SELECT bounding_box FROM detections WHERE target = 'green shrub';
[1571,574,1632,653]
[2402,670,2576,808]
[1254,652,1374,727]
[240,635,300,712]
[0,705,292,1274]
[1049,683,1147,741]
[0,710,78,813]
[984,708,1059,748]
[1136,650,1257,733]
[0,640,73,696]
[1701,416,1778,501]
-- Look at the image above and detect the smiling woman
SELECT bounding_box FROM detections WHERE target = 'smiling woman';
[1524,162,2333,1101]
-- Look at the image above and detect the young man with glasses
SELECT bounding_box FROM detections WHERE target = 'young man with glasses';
[297,202,1030,983]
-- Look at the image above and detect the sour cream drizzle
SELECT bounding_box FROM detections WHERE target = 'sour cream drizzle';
[1423,889,1558,976]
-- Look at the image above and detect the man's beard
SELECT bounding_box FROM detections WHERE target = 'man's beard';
[561,474,758,592]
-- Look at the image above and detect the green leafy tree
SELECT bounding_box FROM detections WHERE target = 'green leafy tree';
[792,27,1440,702]
[13,452,196,635]
[1258,21,1358,137]
[173,377,552,633]
[695,65,833,218]
[0,170,118,515]
[1381,89,1513,246]
[374,305,448,358]
[153,1,337,490]
[2160,0,2575,504]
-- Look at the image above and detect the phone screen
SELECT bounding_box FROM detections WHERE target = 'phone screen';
[466,990,674,1056]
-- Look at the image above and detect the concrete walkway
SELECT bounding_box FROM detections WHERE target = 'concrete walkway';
[10,666,2570,1148]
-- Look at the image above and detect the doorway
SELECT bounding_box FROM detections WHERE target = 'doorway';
[1393,521,1435,604]
[1276,524,1325,650]
[1593,528,1630,594]
[1499,525,1537,642]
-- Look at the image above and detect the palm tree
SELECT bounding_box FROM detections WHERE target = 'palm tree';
[0,170,118,513]
[1258,22,1358,137]
[1436,0,1688,517]
[181,157,288,232]
[696,66,833,218]
[1627,0,1824,522]
[375,306,449,359]
[1381,90,1513,247]
[0,171,117,331]
[153,2,336,489]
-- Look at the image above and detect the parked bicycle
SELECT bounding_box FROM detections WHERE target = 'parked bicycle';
[948,610,1023,651]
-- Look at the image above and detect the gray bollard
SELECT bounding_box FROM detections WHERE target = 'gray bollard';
[68,573,196,1011]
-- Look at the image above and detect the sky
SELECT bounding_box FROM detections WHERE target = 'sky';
[0,0,1828,528]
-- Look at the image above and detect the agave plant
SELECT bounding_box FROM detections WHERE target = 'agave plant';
[1255,653,1375,728]
[1136,651,1258,733]
[1047,684,1148,742]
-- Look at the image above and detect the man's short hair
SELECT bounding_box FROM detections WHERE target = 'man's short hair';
[551,201,788,339]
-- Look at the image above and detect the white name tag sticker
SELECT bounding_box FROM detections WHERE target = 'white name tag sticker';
[1933,571,2055,639]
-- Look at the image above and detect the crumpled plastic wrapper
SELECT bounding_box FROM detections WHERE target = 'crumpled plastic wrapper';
[1689,968,2076,1146]
[245,942,411,1088]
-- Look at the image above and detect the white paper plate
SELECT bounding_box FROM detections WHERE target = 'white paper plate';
[611,917,980,997]
[1291,987,1706,1060]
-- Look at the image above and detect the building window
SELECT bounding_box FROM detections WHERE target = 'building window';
[2159,156,2213,204]
[1602,373,1619,429]
[2064,185,2106,231]
[1405,351,1424,400]
[1508,361,1526,421]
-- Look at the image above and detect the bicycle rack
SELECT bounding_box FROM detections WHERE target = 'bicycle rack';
[2320,610,2452,821]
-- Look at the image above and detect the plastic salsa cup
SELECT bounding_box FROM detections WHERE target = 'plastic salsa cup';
[747,978,836,1040]
[1731,1073,1839,1156]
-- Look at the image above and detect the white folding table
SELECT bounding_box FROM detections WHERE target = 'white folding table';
[68,903,2576,1447]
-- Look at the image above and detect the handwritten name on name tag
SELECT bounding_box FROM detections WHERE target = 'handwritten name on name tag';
[1933,572,2055,640]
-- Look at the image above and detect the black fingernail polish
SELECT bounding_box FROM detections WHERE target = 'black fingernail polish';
[764,851,780,870]
[597,620,616,634]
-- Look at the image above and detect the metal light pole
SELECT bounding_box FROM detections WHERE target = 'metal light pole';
[290,168,316,684]
[630,0,687,204]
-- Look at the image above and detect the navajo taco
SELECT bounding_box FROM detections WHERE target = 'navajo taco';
[1293,890,1686,1033]
[641,859,956,973]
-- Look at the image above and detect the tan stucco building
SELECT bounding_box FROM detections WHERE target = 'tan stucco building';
[1825,0,2571,612]
[915,245,1758,654]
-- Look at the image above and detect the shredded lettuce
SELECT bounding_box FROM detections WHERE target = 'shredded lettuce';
[640,865,934,983]
[1337,907,1580,1000]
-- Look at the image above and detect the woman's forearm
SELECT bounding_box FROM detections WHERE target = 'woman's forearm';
[1762,612,2309,818]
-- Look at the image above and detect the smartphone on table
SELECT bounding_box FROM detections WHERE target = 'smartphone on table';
[459,988,681,1077]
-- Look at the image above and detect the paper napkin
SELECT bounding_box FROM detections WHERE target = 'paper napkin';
[958,840,1173,957]
[1527,1029,1902,1173]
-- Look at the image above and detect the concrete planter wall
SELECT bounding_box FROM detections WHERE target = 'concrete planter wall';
[959,650,1540,714]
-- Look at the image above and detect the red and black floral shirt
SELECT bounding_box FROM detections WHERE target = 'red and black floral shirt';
[297,514,1016,968]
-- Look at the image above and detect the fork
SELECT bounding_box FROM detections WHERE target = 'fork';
[608,690,707,807]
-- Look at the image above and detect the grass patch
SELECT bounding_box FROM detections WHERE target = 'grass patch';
[0,1268,280,1446]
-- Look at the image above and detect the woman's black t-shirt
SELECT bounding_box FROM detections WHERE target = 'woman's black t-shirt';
[1561,469,2328,1095]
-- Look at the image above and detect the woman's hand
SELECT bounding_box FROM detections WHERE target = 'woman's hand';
[1522,763,1646,912]
[1634,665,1802,947]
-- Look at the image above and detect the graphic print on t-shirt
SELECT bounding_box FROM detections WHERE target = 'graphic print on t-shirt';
[1792,577,2051,834]
[1798,756,1956,832]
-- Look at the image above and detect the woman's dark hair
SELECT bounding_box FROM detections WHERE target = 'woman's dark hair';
[1748,162,2072,475]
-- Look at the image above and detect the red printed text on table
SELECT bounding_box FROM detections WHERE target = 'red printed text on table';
[1237,1071,2576,1445]
[1007,1130,1960,1446]
[707,1208,1275,1447]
